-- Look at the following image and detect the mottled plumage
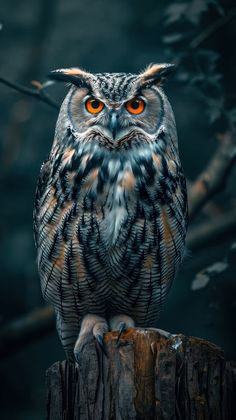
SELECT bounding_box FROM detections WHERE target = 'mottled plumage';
[34,64,188,360]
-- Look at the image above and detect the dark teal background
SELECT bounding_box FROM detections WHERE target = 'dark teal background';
[0,0,235,418]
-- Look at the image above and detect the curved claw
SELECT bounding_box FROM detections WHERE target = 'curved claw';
[74,349,81,365]
[95,333,109,358]
[73,314,109,364]
[116,321,126,346]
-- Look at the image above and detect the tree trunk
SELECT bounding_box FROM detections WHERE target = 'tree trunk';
[46,328,236,420]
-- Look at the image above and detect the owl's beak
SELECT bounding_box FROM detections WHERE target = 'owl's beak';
[109,112,121,140]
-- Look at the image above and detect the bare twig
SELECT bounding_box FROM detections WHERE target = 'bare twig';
[188,131,236,219]
[187,207,236,250]
[0,306,55,358]
[0,76,59,109]
[190,7,236,49]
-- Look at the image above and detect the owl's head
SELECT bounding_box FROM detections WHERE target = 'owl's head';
[50,64,175,149]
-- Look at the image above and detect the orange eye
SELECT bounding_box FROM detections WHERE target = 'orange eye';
[85,97,104,114]
[126,98,145,115]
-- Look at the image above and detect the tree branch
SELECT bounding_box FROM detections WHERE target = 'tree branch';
[188,131,236,219]
[0,306,55,358]
[187,206,236,250]
[190,7,236,49]
[0,76,59,109]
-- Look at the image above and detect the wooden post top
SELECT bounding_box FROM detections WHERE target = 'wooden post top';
[46,328,236,420]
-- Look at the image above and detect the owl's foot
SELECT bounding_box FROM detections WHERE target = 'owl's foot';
[109,314,135,346]
[74,314,109,364]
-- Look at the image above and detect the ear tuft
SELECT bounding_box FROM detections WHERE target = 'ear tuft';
[140,63,175,87]
[48,67,92,88]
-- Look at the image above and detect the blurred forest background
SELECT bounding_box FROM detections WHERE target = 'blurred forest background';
[0,0,235,418]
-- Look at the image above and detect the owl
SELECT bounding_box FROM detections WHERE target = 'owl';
[34,64,188,361]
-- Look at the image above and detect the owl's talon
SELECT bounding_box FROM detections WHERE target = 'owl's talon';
[73,314,109,363]
[74,350,81,365]
[116,321,126,346]
[95,333,109,358]
[110,314,135,347]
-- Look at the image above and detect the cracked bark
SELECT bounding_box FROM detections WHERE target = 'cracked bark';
[46,328,236,420]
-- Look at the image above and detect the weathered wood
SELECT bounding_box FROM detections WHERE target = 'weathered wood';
[46,328,236,420]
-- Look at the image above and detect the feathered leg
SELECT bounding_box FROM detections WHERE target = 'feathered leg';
[74,314,109,363]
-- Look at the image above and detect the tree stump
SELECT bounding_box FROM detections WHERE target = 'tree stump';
[46,329,236,420]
